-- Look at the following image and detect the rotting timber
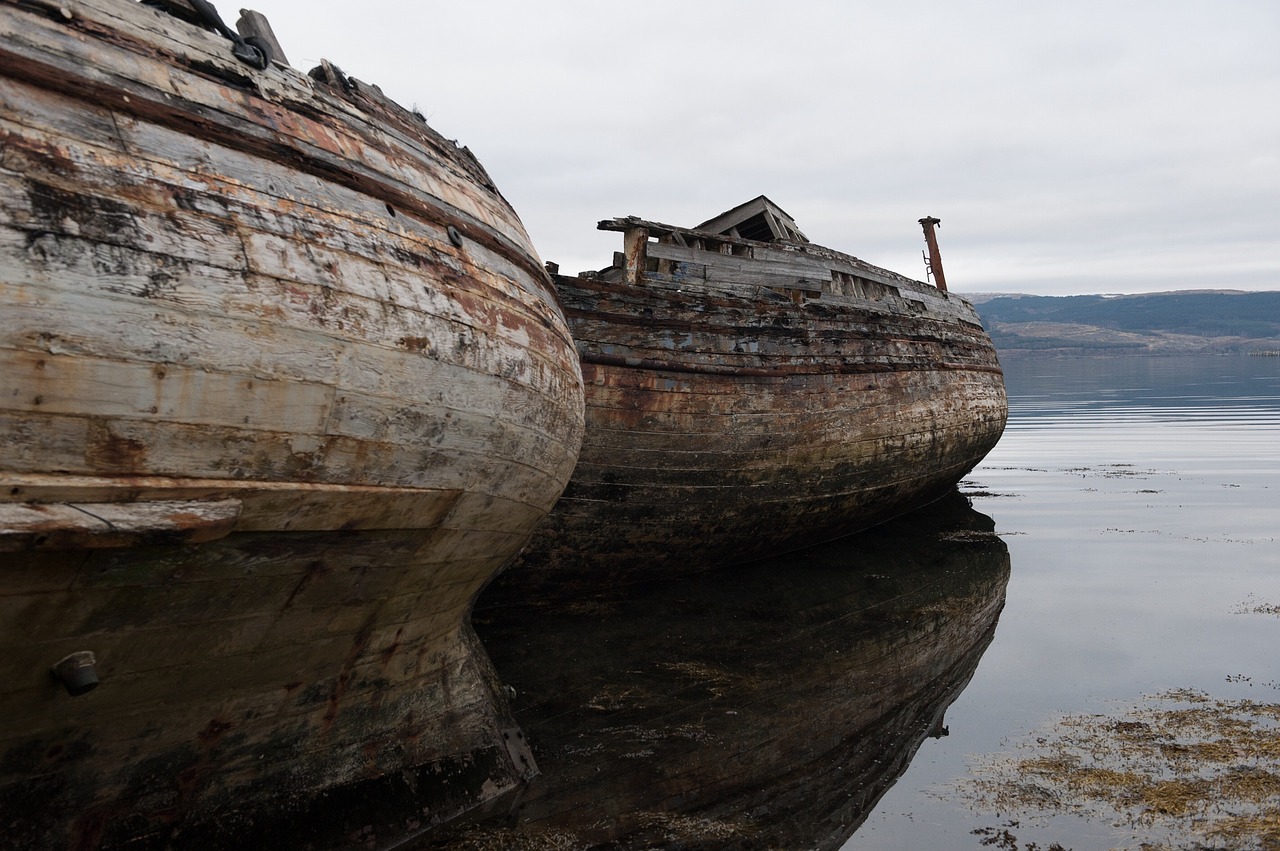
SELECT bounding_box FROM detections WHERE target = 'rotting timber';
[517,196,1007,578]
[0,0,584,846]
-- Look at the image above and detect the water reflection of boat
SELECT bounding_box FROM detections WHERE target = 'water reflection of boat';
[0,1,583,846]
[428,491,1009,850]
[517,198,1007,579]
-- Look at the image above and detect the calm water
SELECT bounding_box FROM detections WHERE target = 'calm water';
[849,354,1280,850]
[435,354,1280,851]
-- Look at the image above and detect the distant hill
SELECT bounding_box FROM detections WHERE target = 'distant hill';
[959,290,1280,356]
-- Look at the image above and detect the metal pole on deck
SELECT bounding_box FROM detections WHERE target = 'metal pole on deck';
[918,216,947,293]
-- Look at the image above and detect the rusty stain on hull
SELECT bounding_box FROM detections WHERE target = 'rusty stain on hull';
[0,0,584,846]
[516,197,1006,579]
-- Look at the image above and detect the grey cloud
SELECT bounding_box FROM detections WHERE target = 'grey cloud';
[249,0,1280,294]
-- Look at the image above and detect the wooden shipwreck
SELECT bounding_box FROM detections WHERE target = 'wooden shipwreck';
[518,196,1007,577]
[446,493,1010,849]
[0,0,584,846]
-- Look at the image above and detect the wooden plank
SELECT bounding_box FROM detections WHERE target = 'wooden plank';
[0,407,573,511]
[703,269,824,293]
[0,147,249,273]
[0,348,335,433]
[0,331,578,500]
[0,102,576,380]
[0,246,574,410]
[234,9,290,68]
[596,216,975,313]
[0,107,526,337]
[0,498,240,551]
[0,285,348,385]
[646,240,823,279]
[0,0,540,271]
[0,476,564,543]
[559,275,984,339]
[0,63,578,344]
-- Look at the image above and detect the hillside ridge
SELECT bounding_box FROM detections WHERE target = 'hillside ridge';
[956,290,1280,355]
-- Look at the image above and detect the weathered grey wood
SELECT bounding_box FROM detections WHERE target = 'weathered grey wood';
[0,498,241,551]
[643,234,968,306]
[693,194,810,242]
[517,213,1006,579]
[0,80,570,371]
[602,214,965,314]
[235,9,290,68]
[137,0,204,26]
[703,267,825,292]
[0,254,578,429]
[0,81,582,502]
[0,0,584,845]
[646,240,827,291]
[0,0,537,265]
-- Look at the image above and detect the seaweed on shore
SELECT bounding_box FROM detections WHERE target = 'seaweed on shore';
[955,690,1280,850]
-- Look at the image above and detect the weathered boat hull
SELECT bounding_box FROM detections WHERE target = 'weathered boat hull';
[433,493,1011,850]
[0,0,583,844]
[519,212,1006,577]
[3,534,534,849]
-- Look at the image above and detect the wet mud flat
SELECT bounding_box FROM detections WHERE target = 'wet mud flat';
[418,492,1011,850]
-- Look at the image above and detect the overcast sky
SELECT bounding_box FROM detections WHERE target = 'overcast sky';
[245,0,1278,296]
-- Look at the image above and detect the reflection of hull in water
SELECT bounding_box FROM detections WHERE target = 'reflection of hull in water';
[438,491,1010,850]
[0,0,582,845]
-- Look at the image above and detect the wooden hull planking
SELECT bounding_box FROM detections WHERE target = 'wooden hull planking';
[519,214,1006,576]
[0,0,584,845]
[2,532,534,848]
